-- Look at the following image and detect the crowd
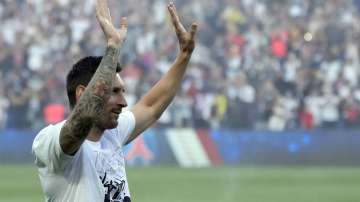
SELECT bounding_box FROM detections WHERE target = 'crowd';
[1,0,360,131]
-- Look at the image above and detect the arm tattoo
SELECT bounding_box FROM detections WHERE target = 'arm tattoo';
[60,47,120,155]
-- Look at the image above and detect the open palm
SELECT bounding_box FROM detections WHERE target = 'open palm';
[167,2,197,54]
[96,0,127,47]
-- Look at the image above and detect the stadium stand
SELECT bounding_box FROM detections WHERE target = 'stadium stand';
[0,0,359,131]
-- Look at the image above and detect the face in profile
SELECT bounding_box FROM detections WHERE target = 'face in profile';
[95,73,128,130]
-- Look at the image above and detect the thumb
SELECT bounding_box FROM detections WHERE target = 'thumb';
[189,23,198,39]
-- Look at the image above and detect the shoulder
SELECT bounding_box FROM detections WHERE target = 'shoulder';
[117,110,135,133]
[118,110,135,124]
[32,120,76,170]
[34,121,66,142]
[32,120,66,152]
[105,111,135,146]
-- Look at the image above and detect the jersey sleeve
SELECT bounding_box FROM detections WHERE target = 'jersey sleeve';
[115,110,136,145]
[32,122,75,172]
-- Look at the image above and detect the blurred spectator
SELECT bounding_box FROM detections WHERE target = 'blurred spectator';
[0,75,9,129]
[43,103,65,125]
[299,102,315,130]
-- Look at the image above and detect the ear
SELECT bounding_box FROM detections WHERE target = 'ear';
[75,85,86,103]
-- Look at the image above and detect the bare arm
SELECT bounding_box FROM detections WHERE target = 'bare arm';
[127,2,197,144]
[60,0,128,155]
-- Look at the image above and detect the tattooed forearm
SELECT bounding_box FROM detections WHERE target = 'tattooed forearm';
[60,46,120,155]
[86,47,119,100]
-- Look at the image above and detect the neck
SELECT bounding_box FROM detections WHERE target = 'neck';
[87,126,104,142]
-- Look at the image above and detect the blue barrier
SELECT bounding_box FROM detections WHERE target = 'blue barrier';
[1,129,359,165]
[0,129,37,163]
[210,130,360,165]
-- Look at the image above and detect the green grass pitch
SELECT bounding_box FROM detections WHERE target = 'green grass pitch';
[0,165,359,202]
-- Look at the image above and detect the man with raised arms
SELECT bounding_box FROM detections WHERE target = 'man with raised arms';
[32,0,197,201]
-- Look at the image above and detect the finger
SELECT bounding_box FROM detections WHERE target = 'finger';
[189,23,198,39]
[119,17,128,34]
[168,2,186,32]
[167,2,186,33]
[96,0,109,32]
[97,0,106,15]
[96,0,111,21]
[96,0,107,21]
[106,7,112,23]
[120,17,128,28]
[101,0,112,22]
[96,0,102,19]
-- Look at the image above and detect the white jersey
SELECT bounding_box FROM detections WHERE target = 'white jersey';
[32,111,135,202]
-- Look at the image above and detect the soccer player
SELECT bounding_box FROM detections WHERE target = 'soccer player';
[32,0,197,201]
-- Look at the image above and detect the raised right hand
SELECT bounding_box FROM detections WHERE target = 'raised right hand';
[96,0,127,48]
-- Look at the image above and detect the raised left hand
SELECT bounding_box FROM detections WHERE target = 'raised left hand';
[167,2,198,55]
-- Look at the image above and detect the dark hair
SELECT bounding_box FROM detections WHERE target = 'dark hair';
[66,56,122,109]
